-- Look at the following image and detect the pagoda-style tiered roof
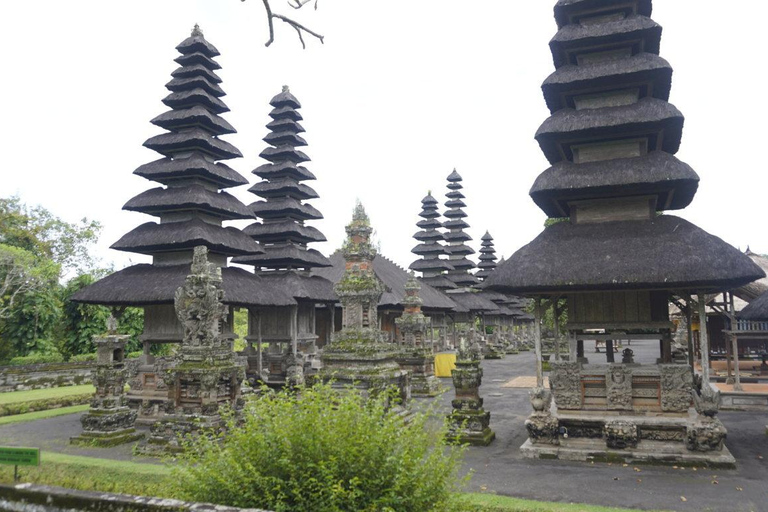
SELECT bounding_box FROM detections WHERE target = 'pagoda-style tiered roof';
[443,170,478,287]
[73,26,297,308]
[233,86,331,272]
[486,0,763,295]
[475,231,497,282]
[112,25,260,260]
[409,193,454,288]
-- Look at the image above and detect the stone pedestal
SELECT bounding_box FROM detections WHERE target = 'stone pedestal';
[396,348,440,397]
[71,335,142,447]
[447,356,495,446]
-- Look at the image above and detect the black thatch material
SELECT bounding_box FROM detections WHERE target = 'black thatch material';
[445,199,466,209]
[411,243,446,256]
[444,231,472,243]
[446,189,465,198]
[270,106,303,122]
[447,169,462,182]
[259,145,310,164]
[250,198,323,220]
[739,289,768,321]
[312,252,457,311]
[484,215,766,295]
[266,119,305,137]
[554,0,652,29]
[162,88,229,114]
[530,151,699,217]
[151,106,235,135]
[258,272,335,302]
[447,257,476,270]
[134,155,248,189]
[233,244,331,269]
[263,131,308,147]
[420,275,458,290]
[443,219,470,230]
[144,128,242,160]
[171,64,221,84]
[270,89,302,109]
[243,221,326,244]
[535,98,684,164]
[446,245,474,257]
[421,194,438,205]
[249,180,318,200]
[414,231,444,243]
[253,162,316,181]
[176,31,220,58]
[447,292,498,313]
[111,218,262,257]
[733,250,768,302]
[71,264,295,307]
[415,219,442,231]
[542,52,672,113]
[409,259,454,272]
[165,76,225,98]
[550,15,661,68]
[123,186,253,220]
[174,51,221,70]
[443,208,467,219]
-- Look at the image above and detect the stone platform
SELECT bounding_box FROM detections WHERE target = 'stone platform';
[715,383,768,412]
[521,437,736,468]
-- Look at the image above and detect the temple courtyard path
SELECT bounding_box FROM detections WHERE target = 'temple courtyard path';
[1,340,766,511]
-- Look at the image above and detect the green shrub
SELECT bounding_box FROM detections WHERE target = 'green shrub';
[5,353,65,366]
[170,383,467,512]
[69,352,96,362]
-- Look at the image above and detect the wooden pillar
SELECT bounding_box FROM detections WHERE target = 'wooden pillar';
[662,330,672,363]
[256,310,263,377]
[729,293,743,391]
[685,298,694,374]
[553,300,561,361]
[329,302,335,342]
[577,339,585,361]
[697,293,711,384]
[291,305,298,355]
[534,298,544,388]
[606,340,615,363]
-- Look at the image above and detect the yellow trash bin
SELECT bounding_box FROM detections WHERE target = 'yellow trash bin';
[434,352,457,378]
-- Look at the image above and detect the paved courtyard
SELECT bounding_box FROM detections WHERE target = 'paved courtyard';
[1,340,766,511]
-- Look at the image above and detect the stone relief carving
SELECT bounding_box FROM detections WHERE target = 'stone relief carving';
[550,361,582,409]
[660,365,693,412]
[606,365,633,410]
[604,419,638,449]
[686,419,727,452]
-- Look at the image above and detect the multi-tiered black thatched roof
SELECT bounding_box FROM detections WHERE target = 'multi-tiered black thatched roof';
[486,0,763,295]
[443,170,478,287]
[233,87,331,272]
[409,193,455,290]
[475,231,497,282]
[74,27,298,308]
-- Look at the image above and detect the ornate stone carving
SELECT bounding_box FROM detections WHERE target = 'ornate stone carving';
[550,361,582,409]
[686,418,727,452]
[606,365,632,411]
[447,358,495,446]
[694,384,721,417]
[660,365,693,412]
[604,419,638,449]
[530,386,552,413]
[71,335,142,447]
[525,413,560,445]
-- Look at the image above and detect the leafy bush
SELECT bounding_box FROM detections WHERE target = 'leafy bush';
[5,352,65,366]
[69,353,96,362]
[170,383,467,512]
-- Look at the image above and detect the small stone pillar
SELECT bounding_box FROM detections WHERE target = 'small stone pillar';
[395,274,440,397]
[447,342,495,446]
[525,298,559,445]
[71,333,142,446]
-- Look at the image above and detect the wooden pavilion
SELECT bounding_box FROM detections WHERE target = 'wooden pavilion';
[485,0,765,465]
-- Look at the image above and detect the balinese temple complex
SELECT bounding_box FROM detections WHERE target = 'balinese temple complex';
[232,86,335,385]
[485,0,765,465]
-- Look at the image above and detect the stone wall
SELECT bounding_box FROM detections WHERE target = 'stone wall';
[0,362,95,392]
[0,483,273,512]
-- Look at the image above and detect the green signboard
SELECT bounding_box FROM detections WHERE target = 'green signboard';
[0,447,40,467]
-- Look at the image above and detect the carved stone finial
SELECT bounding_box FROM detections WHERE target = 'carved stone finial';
[282,85,290,93]
[191,24,203,37]
[106,314,118,335]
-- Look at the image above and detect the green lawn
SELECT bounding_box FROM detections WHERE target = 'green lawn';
[0,451,657,511]
[0,404,89,425]
[0,385,95,405]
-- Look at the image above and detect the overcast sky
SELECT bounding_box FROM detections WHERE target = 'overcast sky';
[2,1,766,275]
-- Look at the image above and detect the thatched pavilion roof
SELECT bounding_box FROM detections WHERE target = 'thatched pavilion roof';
[72,264,295,307]
[484,216,765,295]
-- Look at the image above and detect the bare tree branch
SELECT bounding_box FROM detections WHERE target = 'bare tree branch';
[243,0,324,48]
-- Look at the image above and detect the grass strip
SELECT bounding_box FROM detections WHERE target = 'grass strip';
[0,384,94,405]
[0,393,93,417]
[0,404,89,425]
[455,493,668,512]
[0,451,173,498]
